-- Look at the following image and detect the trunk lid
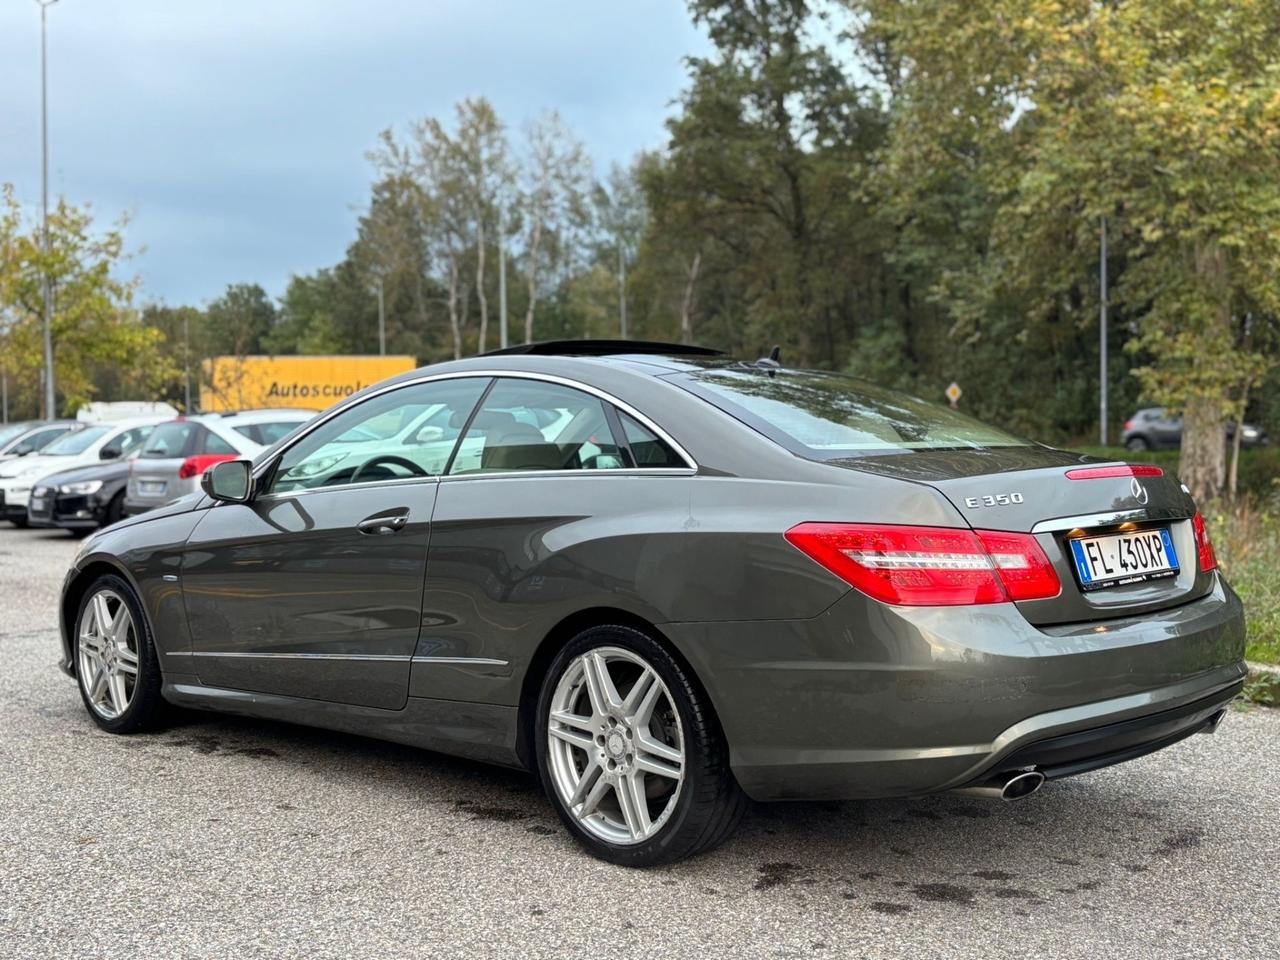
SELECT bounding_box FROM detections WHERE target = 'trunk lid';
[832,446,1210,625]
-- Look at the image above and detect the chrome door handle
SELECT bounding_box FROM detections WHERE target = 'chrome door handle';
[356,513,409,535]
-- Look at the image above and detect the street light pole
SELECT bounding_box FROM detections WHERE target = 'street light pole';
[1099,216,1109,447]
[375,277,386,356]
[38,0,59,420]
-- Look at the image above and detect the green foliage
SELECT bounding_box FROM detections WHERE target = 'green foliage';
[0,184,177,417]
[1244,671,1280,707]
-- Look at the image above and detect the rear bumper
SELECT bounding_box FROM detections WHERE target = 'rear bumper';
[664,576,1246,801]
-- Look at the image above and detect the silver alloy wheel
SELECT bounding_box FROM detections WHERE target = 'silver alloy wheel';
[547,646,685,845]
[77,589,139,720]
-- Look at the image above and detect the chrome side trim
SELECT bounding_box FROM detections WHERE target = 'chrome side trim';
[249,368,698,490]
[411,656,509,667]
[1031,510,1148,534]
[166,651,410,662]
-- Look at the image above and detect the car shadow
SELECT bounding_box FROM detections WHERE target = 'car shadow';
[122,703,1223,916]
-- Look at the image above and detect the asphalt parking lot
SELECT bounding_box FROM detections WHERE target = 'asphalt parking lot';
[1,526,1277,959]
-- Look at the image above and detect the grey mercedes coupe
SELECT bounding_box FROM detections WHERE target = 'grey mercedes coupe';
[58,341,1246,866]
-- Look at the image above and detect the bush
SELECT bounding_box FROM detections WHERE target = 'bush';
[1207,498,1280,667]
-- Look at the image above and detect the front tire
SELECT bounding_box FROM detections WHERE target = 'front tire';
[535,624,745,866]
[74,574,167,734]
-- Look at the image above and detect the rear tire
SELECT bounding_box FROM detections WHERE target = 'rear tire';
[73,574,167,734]
[10,515,28,528]
[535,624,746,867]
[1125,435,1150,452]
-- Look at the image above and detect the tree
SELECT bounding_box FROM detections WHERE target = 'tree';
[519,111,592,343]
[594,160,647,337]
[854,0,1280,500]
[0,184,175,416]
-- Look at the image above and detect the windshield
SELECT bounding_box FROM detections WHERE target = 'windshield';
[682,368,1032,458]
[42,426,110,456]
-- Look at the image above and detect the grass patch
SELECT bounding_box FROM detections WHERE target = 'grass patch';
[1206,499,1280,667]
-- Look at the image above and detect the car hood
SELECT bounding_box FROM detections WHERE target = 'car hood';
[0,453,88,480]
[31,459,130,488]
[105,491,204,532]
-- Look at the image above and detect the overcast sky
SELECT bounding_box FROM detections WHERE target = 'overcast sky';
[0,1,707,307]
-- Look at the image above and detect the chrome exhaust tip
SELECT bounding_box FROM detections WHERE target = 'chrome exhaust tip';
[999,770,1045,801]
[952,769,1046,802]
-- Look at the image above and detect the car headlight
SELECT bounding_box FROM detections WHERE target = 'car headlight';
[59,480,103,495]
[1243,427,1259,438]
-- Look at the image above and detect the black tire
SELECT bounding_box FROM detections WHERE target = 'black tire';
[535,623,746,867]
[73,573,167,734]
[103,491,126,527]
[1125,435,1150,451]
[10,515,28,528]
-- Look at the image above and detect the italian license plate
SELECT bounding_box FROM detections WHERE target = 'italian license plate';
[30,497,46,512]
[139,481,166,496]
[1069,528,1179,591]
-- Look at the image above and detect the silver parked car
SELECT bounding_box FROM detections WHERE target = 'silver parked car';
[123,410,313,516]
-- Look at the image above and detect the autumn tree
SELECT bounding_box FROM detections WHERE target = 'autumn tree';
[854,0,1280,500]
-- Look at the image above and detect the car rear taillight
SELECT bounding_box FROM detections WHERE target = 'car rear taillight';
[1065,464,1164,480]
[1192,512,1218,572]
[178,454,235,480]
[783,523,1060,606]
[1122,420,1135,432]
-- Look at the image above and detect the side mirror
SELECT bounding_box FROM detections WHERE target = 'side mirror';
[202,459,253,503]
[100,446,121,460]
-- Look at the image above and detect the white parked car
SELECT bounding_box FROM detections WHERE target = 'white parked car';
[123,409,314,516]
[0,417,163,527]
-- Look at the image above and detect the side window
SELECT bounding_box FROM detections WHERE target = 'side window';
[617,411,686,468]
[448,378,625,475]
[202,429,237,455]
[232,425,262,444]
[269,378,488,493]
[254,421,303,445]
[101,426,151,460]
[141,422,197,459]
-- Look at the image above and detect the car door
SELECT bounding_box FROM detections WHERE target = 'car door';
[410,375,695,706]
[178,377,490,710]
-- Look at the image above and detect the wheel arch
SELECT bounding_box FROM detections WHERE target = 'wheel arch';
[60,557,143,677]
[514,606,720,771]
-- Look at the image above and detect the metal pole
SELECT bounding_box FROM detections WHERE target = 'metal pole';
[376,277,386,356]
[39,0,59,420]
[2,370,7,424]
[618,241,627,339]
[1099,216,1108,447]
[498,206,508,349]
[183,310,192,412]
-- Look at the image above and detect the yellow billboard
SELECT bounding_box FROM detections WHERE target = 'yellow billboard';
[200,355,418,412]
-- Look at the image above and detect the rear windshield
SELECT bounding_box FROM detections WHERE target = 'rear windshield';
[682,368,1031,457]
[142,421,198,458]
[43,426,108,455]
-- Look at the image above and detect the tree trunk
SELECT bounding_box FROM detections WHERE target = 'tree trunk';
[680,250,702,345]
[447,257,462,360]
[1180,396,1226,504]
[524,217,543,343]
[475,221,488,355]
[1179,241,1231,503]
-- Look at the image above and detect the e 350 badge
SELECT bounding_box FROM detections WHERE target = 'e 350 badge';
[963,492,1025,508]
